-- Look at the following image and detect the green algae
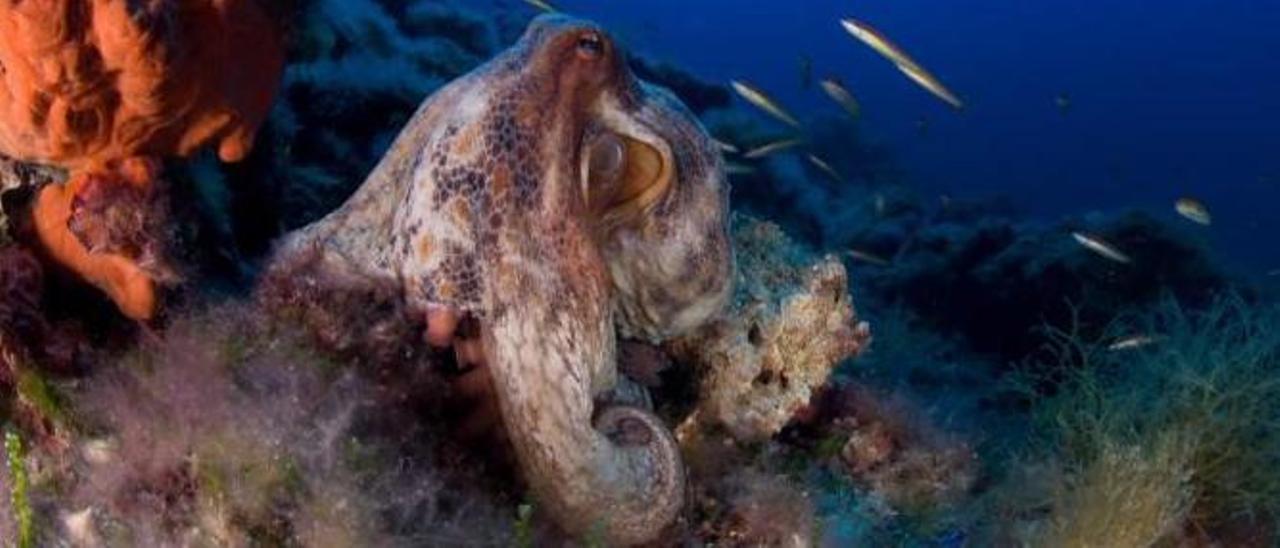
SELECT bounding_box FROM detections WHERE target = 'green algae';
[5,428,34,548]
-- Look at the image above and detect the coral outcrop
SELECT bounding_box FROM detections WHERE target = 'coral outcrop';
[670,216,870,442]
[0,0,285,320]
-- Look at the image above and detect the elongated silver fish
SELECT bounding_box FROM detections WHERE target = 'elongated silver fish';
[820,78,862,119]
[1072,231,1133,264]
[807,154,844,182]
[523,0,556,12]
[743,138,804,159]
[712,139,740,155]
[731,80,802,128]
[1107,334,1161,351]
[843,249,891,267]
[724,163,758,177]
[840,18,964,110]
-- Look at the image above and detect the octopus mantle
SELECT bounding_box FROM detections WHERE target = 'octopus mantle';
[265,15,733,545]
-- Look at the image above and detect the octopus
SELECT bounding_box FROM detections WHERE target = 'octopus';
[266,15,735,544]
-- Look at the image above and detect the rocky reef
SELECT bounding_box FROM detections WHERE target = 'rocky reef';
[670,216,869,442]
[2,1,1276,547]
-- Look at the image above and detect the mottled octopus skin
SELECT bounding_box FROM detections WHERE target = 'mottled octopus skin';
[269,15,734,545]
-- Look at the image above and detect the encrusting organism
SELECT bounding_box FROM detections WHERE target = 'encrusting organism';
[0,0,284,320]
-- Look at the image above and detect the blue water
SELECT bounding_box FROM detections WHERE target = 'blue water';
[539,0,1280,272]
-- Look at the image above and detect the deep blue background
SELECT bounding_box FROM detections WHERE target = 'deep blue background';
[511,0,1280,272]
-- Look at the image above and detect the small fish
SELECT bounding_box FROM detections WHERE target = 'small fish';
[843,249,891,267]
[874,193,887,216]
[731,80,801,128]
[807,154,844,182]
[724,163,758,177]
[1107,335,1161,351]
[522,0,556,12]
[840,18,964,110]
[1072,231,1133,264]
[1055,92,1072,114]
[712,139,739,155]
[820,78,862,119]
[1175,197,1212,226]
[1267,269,1280,277]
[799,54,814,90]
[743,138,804,159]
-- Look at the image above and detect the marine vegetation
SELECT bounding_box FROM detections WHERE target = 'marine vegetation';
[991,296,1280,545]
[0,1,1277,547]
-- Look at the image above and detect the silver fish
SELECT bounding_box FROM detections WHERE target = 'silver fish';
[712,139,740,155]
[820,78,862,119]
[724,163,758,177]
[743,138,804,159]
[1175,197,1212,226]
[523,0,556,12]
[1072,231,1133,264]
[731,80,802,128]
[843,249,891,267]
[1107,335,1161,351]
[807,154,844,183]
[840,18,964,110]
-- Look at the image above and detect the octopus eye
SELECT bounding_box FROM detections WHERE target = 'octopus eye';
[585,131,672,226]
[576,32,605,59]
[588,133,627,186]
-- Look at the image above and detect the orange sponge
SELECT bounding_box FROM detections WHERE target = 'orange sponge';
[0,0,284,319]
[33,171,156,321]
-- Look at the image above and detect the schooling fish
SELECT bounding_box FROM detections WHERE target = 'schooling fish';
[1072,231,1133,264]
[743,138,804,159]
[820,78,862,119]
[1175,197,1212,226]
[731,80,802,128]
[724,163,758,177]
[712,139,740,155]
[1107,334,1161,351]
[843,249,892,267]
[840,18,965,110]
[522,0,556,12]
[807,154,845,183]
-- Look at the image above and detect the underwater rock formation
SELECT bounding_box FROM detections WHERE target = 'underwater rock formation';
[0,0,285,320]
[264,15,733,545]
[669,216,870,442]
[863,208,1228,365]
[825,384,978,514]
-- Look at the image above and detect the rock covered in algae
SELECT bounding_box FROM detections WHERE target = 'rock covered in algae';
[669,215,871,442]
